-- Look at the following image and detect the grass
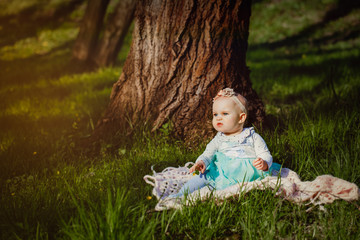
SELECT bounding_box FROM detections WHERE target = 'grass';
[0,0,360,239]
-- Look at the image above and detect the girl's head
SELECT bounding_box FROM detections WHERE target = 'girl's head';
[212,88,248,136]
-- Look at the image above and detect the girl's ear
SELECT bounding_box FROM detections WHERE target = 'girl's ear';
[239,113,247,123]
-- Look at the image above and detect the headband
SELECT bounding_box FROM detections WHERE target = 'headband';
[213,88,247,113]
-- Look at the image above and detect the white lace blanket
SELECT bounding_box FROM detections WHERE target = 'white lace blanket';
[144,162,360,211]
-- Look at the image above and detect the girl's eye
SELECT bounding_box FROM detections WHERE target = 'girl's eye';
[223,112,229,116]
[213,113,218,117]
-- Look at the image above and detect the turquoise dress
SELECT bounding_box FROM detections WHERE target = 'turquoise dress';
[196,128,281,190]
[206,152,281,190]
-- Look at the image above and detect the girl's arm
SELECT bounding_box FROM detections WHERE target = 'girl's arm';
[194,133,220,169]
[253,133,273,169]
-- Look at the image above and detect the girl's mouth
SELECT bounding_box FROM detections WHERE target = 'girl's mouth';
[217,123,223,127]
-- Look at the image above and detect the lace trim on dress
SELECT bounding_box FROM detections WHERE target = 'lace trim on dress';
[218,127,253,143]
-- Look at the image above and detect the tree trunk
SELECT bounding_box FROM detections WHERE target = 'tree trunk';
[94,0,265,143]
[72,0,110,61]
[93,0,138,67]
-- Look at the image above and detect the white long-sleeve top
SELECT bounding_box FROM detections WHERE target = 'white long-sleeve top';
[196,127,273,169]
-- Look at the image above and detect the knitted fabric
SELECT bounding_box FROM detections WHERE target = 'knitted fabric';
[143,162,195,200]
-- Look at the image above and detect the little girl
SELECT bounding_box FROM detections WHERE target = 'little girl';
[169,88,279,198]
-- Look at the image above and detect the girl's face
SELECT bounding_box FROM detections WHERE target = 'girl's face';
[212,97,246,136]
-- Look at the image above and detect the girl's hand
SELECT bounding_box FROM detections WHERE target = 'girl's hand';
[189,161,206,174]
[252,158,268,171]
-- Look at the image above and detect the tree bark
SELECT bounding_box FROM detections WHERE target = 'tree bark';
[93,0,138,67]
[94,0,265,143]
[72,0,110,61]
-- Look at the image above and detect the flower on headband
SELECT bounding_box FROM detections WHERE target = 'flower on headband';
[213,88,236,101]
[213,88,247,114]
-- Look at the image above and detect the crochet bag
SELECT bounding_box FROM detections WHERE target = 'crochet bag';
[143,162,195,200]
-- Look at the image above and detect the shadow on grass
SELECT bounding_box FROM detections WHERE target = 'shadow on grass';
[0,113,93,184]
[251,0,360,49]
[0,0,85,48]
[265,82,360,128]
[248,33,360,81]
[289,55,359,76]
[0,40,98,88]
[250,53,360,86]
[249,41,360,62]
